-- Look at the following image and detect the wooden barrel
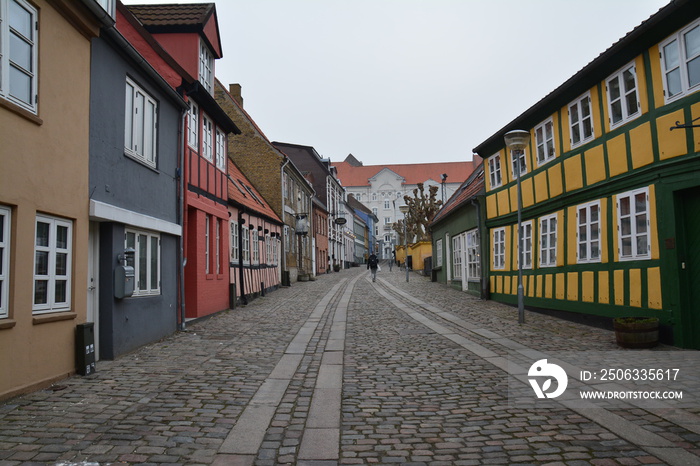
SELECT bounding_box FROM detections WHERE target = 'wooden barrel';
[613,318,659,349]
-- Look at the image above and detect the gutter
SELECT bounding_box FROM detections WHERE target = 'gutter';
[178,107,187,330]
[280,156,290,281]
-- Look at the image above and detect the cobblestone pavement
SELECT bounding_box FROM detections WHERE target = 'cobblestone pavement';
[1,264,699,465]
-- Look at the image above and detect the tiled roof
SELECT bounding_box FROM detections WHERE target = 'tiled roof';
[126,3,215,27]
[333,160,473,187]
[430,167,485,225]
[227,158,281,223]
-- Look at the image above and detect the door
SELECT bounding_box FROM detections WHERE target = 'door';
[677,187,700,349]
[87,222,100,360]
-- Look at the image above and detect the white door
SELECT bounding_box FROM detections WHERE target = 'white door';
[87,222,100,360]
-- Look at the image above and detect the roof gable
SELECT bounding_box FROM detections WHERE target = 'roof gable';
[227,158,281,223]
[431,167,485,225]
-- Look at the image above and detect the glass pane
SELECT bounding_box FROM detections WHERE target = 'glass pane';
[664,40,679,69]
[135,93,145,154]
[56,225,68,249]
[54,281,67,303]
[623,68,636,92]
[637,235,648,255]
[581,98,590,117]
[590,206,599,223]
[579,244,587,260]
[34,280,47,304]
[546,140,554,158]
[621,217,631,236]
[549,249,556,264]
[35,250,48,275]
[36,222,51,247]
[611,101,623,124]
[667,68,682,96]
[591,242,600,259]
[0,214,4,243]
[636,214,647,233]
[634,193,646,213]
[579,226,587,242]
[687,56,700,88]
[9,0,33,39]
[620,197,630,216]
[591,226,599,241]
[684,25,700,59]
[125,83,134,149]
[144,100,155,162]
[138,235,147,290]
[9,65,31,104]
[626,92,638,116]
[622,238,632,256]
[0,249,3,274]
[609,76,621,100]
[537,143,545,162]
[151,236,158,289]
[579,208,587,224]
[572,125,581,144]
[9,33,32,71]
[570,104,579,123]
[55,253,67,275]
[583,117,593,138]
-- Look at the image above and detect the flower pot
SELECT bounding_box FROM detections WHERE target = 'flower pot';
[613,317,659,349]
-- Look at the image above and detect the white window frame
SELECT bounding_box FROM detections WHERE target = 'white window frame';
[493,227,505,270]
[0,0,38,113]
[94,0,115,18]
[216,128,226,171]
[242,226,250,264]
[230,221,239,262]
[435,238,443,267]
[510,149,528,179]
[606,63,640,129]
[535,118,556,166]
[617,187,651,261]
[216,219,221,274]
[384,200,390,209]
[488,153,502,188]
[517,221,533,270]
[187,101,199,149]
[199,40,214,93]
[125,228,160,296]
[33,215,72,314]
[452,235,463,280]
[202,114,213,162]
[660,19,700,103]
[0,206,10,318]
[539,214,558,267]
[466,228,480,280]
[569,92,594,148]
[125,77,158,167]
[205,215,210,274]
[576,200,601,263]
[251,229,259,265]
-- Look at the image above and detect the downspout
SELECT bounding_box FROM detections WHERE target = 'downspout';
[178,107,187,330]
[280,157,290,281]
[238,212,247,305]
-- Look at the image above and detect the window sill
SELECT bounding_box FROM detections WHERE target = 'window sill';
[33,312,77,325]
[206,273,215,280]
[123,151,159,173]
[0,97,42,125]
[0,319,17,330]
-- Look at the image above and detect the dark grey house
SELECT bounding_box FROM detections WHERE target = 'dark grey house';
[87,8,188,359]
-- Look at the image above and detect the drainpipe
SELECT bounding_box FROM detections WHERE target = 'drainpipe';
[178,108,187,330]
[238,212,247,305]
[280,156,290,282]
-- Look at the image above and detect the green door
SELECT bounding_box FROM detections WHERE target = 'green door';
[678,187,700,349]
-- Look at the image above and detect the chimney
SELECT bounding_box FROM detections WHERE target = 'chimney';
[229,83,244,108]
[471,153,483,171]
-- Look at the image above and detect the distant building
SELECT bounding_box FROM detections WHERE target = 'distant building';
[334,155,473,259]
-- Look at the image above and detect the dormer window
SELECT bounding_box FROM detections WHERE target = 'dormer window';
[199,40,214,93]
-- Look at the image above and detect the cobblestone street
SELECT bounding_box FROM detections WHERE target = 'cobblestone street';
[1,264,699,465]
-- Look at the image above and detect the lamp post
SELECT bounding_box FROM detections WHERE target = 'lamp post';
[399,204,409,282]
[504,129,531,325]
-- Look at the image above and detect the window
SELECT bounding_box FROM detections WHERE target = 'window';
[607,63,640,128]
[466,229,480,280]
[199,40,214,93]
[372,193,377,201]
[216,220,221,274]
[493,228,505,270]
[204,216,211,274]
[0,206,10,318]
[187,101,199,149]
[202,114,213,162]
[569,93,594,147]
[230,221,239,262]
[372,208,378,216]
[216,128,226,170]
[384,234,391,242]
[33,215,72,313]
[617,187,650,260]
[517,221,533,269]
[384,200,390,209]
[488,153,502,188]
[251,229,259,264]
[539,214,557,267]
[125,229,160,296]
[125,77,158,167]
[93,0,115,18]
[384,217,392,225]
[660,20,700,102]
[577,201,601,263]
[510,149,527,178]
[435,239,443,267]
[535,119,556,166]
[242,226,250,263]
[452,235,462,279]
[0,0,38,113]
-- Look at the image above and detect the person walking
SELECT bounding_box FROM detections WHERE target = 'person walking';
[367,253,379,282]
[389,251,395,271]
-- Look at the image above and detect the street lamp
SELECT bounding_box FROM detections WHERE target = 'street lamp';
[399,204,409,282]
[504,129,530,325]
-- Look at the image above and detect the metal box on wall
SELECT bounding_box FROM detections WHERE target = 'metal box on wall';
[76,322,96,376]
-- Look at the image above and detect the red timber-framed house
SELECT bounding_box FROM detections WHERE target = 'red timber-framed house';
[126,3,240,320]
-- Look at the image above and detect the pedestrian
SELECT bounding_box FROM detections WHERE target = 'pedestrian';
[367,253,379,282]
[389,251,395,271]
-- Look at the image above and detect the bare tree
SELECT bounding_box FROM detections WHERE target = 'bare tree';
[392,183,442,243]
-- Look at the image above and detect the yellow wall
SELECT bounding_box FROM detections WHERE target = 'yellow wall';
[0,1,99,400]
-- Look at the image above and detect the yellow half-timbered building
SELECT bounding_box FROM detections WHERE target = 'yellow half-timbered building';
[473,0,700,348]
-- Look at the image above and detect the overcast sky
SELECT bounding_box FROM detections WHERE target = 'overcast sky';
[124,0,671,165]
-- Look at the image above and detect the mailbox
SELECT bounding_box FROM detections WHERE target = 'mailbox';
[76,322,96,376]
[114,248,135,299]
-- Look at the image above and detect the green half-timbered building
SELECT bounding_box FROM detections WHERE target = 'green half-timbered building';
[473,0,700,348]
